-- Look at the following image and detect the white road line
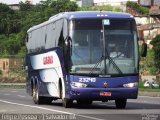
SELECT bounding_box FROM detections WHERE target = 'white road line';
[17,95,26,98]
[77,114,105,120]
[4,94,10,96]
[0,99,104,120]
[11,91,18,93]
[129,101,160,105]
[0,110,7,112]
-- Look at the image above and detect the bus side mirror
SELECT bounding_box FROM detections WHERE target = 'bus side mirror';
[141,43,147,57]
[64,36,72,73]
[66,36,72,55]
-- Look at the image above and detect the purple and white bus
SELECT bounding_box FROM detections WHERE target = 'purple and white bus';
[25,11,147,108]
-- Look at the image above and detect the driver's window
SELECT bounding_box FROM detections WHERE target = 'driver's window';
[73,31,88,47]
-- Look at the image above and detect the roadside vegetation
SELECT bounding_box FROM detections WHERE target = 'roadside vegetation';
[80,5,122,12]
[140,35,160,84]
[126,1,149,15]
[140,48,156,75]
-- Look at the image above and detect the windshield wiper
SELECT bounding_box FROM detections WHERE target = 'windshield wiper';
[89,48,123,75]
[89,55,104,75]
[89,54,123,75]
[107,54,123,74]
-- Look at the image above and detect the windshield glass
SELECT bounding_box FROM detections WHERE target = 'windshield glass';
[69,19,138,75]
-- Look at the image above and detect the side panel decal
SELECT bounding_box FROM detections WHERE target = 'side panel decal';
[29,50,64,98]
[30,51,61,70]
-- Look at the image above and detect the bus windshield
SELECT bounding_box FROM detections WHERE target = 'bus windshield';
[69,19,138,75]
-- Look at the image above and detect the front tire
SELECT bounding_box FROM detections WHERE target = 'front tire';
[77,100,92,105]
[115,99,127,109]
[62,98,73,108]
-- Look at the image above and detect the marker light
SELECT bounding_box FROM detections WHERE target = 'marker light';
[97,14,108,17]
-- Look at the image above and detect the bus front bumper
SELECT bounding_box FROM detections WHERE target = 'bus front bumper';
[67,87,138,100]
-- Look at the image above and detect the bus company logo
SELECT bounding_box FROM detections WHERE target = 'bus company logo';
[43,56,53,65]
[103,82,108,87]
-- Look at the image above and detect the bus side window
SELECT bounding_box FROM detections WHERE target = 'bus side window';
[56,20,63,47]
[63,19,68,40]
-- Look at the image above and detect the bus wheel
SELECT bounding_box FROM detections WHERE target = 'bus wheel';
[33,84,44,104]
[45,98,53,104]
[62,98,73,108]
[60,82,73,108]
[115,99,127,109]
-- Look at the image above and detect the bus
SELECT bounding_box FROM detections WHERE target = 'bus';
[25,11,147,108]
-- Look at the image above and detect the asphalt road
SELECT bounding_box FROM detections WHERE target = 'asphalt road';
[0,88,160,120]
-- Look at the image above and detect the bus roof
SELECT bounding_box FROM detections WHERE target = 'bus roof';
[27,11,134,32]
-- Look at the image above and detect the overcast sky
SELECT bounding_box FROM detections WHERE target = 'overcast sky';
[0,0,44,4]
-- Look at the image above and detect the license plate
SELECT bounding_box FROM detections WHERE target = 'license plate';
[100,91,111,96]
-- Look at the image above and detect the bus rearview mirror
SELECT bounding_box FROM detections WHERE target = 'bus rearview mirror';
[141,43,147,57]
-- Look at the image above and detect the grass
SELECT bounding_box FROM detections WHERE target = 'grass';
[138,81,160,96]
[139,88,160,92]
[139,81,144,88]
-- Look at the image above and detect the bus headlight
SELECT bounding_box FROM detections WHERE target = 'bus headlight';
[70,82,87,88]
[123,82,138,88]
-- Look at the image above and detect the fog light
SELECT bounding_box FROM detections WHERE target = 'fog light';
[70,82,87,88]
[123,82,138,88]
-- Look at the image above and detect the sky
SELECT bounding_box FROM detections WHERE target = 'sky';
[0,0,45,5]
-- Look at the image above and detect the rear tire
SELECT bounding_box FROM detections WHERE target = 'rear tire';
[44,97,53,104]
[32,84,44,104]
[60,82,73,108]
[115,99,127,109]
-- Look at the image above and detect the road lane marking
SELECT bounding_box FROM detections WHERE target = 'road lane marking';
[0,110,7,112]
[128,100,160,105]
[4,94,10,96]
[77,114,105,120]
[11,91,18,93]
[0,99,104,120]
[17,95,26,98]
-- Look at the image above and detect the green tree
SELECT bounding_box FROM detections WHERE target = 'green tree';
[80,5,122,12]
[126,1,149,15]
[150,35,160,73]
[0,3,14,14]
[19,1,33,11]
[0,3,15,35]
[50,0,78,13]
